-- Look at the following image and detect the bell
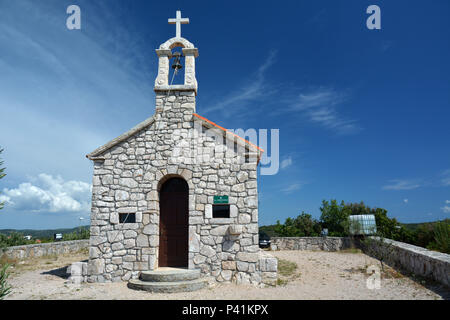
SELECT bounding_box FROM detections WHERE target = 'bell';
[171,52,183,70]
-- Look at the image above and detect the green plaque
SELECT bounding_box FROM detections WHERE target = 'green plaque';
[214,195,229,204]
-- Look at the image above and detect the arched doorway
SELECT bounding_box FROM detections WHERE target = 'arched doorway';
[158,177,189,268]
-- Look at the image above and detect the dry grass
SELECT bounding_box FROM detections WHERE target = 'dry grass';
[277,258,300,286]
[346,262,404,280]
[5,250,445,300]
[0,249,88,277]
[338,248,362,254]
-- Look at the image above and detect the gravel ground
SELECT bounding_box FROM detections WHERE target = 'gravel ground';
[5,250,449,300]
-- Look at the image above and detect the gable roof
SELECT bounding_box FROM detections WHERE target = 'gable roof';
[86,116,155,160]
[192,113,264,156]
[86,113,264,161]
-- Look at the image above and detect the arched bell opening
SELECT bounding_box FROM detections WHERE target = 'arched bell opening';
[155,36,198,90]
[168,49,185,85]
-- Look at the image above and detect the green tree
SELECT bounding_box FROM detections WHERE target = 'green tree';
[415,223,435,248]
[0,232,38,252]
[293,212,321,236]
[430,220,450,254]
[372,208,399,238]
[62,227,90,241]
[319,199,409,239]
[319,200,350,236]
[274,212,321,237]
[274,217,297,237]
[344,201,371,215]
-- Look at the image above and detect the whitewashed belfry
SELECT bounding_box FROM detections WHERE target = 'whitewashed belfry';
[85,11,277,289]
[155,10,198,92]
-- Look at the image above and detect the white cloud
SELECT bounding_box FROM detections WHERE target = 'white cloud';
[286,87,360,135]
[203,54,360,136]
[441,200,450,213]
[203,50,277,116]
[280,157,293,169]
[441,206,450,213]
[0,173,91,213]
[281,183,302,194]
[382,179,421,191]
[441,170,450,186]
[403,199,408,203]
[0,1,155,182]
[289,87,345,110]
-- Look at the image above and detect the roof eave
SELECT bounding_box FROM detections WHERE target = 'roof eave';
[193,113,265,160]
[86,116,155,160]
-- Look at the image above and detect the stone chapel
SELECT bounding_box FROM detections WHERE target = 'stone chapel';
[85,11,277,290]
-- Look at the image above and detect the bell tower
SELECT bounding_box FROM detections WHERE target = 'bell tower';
[154,10,199,94]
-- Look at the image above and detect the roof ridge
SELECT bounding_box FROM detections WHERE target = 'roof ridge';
[86,113,264,161]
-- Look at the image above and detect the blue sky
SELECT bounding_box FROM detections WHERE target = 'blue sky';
[0,0,449,229]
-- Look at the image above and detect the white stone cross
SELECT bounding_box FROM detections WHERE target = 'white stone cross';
[168,10,189,38]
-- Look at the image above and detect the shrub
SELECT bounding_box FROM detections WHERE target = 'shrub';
[414,223,436,248]
[277,259,297,277]
[319,199,409,239]
[320,200,351,236]
[361,235,396,272]
[431,220,450,254]
[0,232,35,249]
[274,212,321,237]
[0,263,12,300]
[62,228,90,241]
[264,200,449,254]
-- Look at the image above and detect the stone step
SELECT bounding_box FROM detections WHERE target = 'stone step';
[128,277,209,293]
[139,268,201,282]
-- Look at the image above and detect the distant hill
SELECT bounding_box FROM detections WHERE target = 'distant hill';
[260,220,447,237]
[0,220,443,239]
[400,221,443,232]
[0,225,90,239]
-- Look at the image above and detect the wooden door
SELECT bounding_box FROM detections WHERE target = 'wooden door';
[158,178,189,267]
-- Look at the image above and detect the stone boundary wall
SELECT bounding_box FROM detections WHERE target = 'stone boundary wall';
[1,240,89,260]
[270,237,355,251]
[270,236,449,287]
[364,237,450,287]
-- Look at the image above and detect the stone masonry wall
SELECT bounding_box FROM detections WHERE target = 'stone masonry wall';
[364,237,450,287]
[2,240,89,260]
[270,237,355,252]
[88,89,268,285]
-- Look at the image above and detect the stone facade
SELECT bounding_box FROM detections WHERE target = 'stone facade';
[85,34,277,286]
